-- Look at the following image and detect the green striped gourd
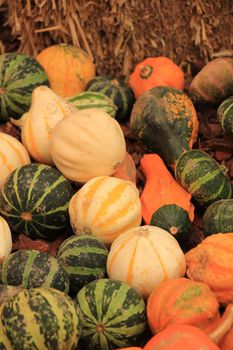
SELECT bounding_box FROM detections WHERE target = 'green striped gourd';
[0,285,22,305]
[0,287,80,350]
[67,91,117,117]
[76,278,147,350]
[85,76,135,122]
[0,249,69,293]
[0,163,73,240]
[217,95,233,135]
[175,149,232,206]
[203,199,233,236]
[57,234,108,294]
[0,52,49,122]
[0,216,12,259]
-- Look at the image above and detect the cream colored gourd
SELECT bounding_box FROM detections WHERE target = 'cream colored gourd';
[0,216,12,259]
[69,176,142,245]
[107,225,186,299]
[0,132,31,189]
[21,85,76,165]
[50,109,126,183]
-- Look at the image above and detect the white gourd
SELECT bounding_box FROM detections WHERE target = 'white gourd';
[21,85,76,165]
[0,216,12,259]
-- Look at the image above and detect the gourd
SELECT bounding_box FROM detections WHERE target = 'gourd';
[57,234,108,294]
[0,287,80,350]
[0,132,30,189]
[217,95,233,135]
[185,233,233,304]
[0,163,73,240]
[50,109,126,183]
[0,216,12,259]
[85,76,135,122]
[175,149,232,206]
[140,154,194,241]
[147,277,220,334]
[112,152,137,183]
[203,199,233,236]
[129,56,185,99]
[75,278,147,350]
[21,85,76,165]
[107,225,186,299]
[36,43,95,97]
[69,176,142,245]
[0,285,22,305]
[189,57,233,106]
[130,86,199,167]
[0,249,70,293]
[0,52,49,122]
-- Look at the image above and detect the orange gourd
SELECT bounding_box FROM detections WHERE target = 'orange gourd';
[147,277,220,335]
[36,43,95,98]
[112,152,137,183]
[129,56,185,99]
[185,233,233,304]
[140,154,194,241]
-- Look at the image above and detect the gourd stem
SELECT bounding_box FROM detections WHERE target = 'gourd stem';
[140,65,153,79]
[209,304,233,344]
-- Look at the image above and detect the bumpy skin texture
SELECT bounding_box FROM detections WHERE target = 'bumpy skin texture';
[130,86,198,167]
[0,52,49,121]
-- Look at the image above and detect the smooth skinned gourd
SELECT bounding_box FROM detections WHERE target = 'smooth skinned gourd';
[0,216,12,259]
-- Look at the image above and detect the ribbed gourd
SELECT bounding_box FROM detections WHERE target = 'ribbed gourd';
[217,95,233,135]
[0,216,12,259]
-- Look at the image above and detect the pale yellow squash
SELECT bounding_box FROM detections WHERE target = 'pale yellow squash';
[107,225,186,299]
[21,85,76,165]
[69,176,142,245]
[50,109,126,183]
[0,132,31,189]
[0,216,12,259]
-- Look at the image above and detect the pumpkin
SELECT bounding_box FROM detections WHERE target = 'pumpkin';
[112,152,137,183]
[203,199,233,237]
[140,154,194,241]
[85,76,135,122]
[129,56,185,99]
[0,216,12,260]
[185,233,233,304]
[147,277,220,335]
[21,85,76,165]
[188,57,233,106]
[130,86,199,167]
[107,225,186,299]
[0,132,30,189]
[175,149,232,206]
[217,95,233,135]
[50,108,126,183]
[69,176,142,245]
[36,43,95,98]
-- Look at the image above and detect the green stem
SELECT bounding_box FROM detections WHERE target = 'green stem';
[140,65,153,79]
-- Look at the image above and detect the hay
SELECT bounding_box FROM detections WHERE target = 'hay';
[0,0,232,79]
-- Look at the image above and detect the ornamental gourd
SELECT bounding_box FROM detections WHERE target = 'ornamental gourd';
[50,109,126,183]
[0,216,12,260]
[217,95,233,135]
[21,85,76,165]
[0,132,30,189]
[107,225,186,299]
[129,56,185,99]
[147,277,220,335]
[112,152,137,183]
[186,233,233,304]
[36,43,95,97]
[69,176,142,245]
[140,154,194,241]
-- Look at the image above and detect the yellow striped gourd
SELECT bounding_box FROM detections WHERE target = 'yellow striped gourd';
[69,176,142,245]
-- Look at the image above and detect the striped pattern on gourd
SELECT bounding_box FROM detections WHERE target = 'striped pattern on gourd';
[69,176,142,245]
[0,52,49,122]
[76,278,147,350]
[217,95,233,134]
[107,225,186,299]
[57,234,108,294]
[0,216,12,259]
[0,163,73,240]
[203,199,233,236]
[0,284,22,304]
[0,132,30,189]
[175,150,232,206]
[0,287,80,350]
[67,91,117,117]
[0,249,69,293]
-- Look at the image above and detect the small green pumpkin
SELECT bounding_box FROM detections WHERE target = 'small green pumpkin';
[203,199,233,236]
[217,95,233,135]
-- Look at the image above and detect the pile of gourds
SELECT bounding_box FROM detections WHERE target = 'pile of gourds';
[0,42,233,350]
